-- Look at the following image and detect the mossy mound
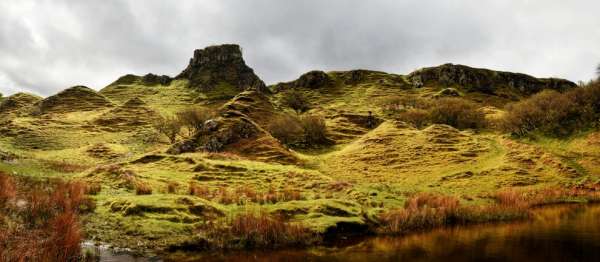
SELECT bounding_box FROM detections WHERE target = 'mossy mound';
[330,69,408,86]
[408,63,576,95]
[326,121,490,181]
[35,86,114,114]
[107,74,172,87]
[169,91,297,164]
[94,97,161,130]
[0,92,42,116]
[273,70,333,91]
[221,90,278,127]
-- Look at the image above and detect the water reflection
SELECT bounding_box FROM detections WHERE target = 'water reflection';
[105,205,600,262]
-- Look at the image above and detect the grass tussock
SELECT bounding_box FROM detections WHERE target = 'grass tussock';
[0,172,95,261]
[379,186,600,234]
[167,182,179,194]
[204,210,317,249]
[135,181,153,195]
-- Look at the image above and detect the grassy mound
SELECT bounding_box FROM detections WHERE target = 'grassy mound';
[94,97,161,131]
[0,92,42,116]
[35,86,114,114]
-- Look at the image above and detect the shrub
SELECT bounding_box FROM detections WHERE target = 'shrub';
[268,114,303,146]
[135,182,153,195]
[502,89,594,136]
[429,98,486,129]
[300,114,329,146]
[397,108,430,128]
[282,90,310,114]
[153,116,182,143]
[268,114,330,147]
[177,107,215,137]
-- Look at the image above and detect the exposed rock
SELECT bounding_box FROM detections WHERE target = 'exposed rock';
[35,86,114,114]
[168,90,298,164]
[141,73,172,86]
[333,69,408,86]
[273,71,333,91]
[0,92,42,116]
[408,63,576,95]
[176,44,267,93]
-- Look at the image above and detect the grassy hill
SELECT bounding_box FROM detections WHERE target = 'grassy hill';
[1,44,599,254]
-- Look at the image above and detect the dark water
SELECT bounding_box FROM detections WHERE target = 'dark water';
[97,205,600,262]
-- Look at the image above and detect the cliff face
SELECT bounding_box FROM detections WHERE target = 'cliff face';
[176,44,267,93]
[408,63,577,94]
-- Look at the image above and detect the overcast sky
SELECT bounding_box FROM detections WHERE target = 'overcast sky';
[0,0,598,96]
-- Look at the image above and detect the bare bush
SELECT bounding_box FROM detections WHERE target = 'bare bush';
[268,114,330,147]
[502,89,594,136]
[300,115,329,146]
[429,98,486,129]
[177,107,216,137]
[268,114,304,145]
[282,90,310,114]
[397,109,430,128]
[153,116,182,143]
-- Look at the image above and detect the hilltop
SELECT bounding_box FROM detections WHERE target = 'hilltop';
[2,44,598,254]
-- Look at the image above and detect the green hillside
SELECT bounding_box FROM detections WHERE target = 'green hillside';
[1,44,599,254]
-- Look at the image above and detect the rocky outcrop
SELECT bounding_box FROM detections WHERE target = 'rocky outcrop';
[176,44,268,93]
[408,63,576,95]
[273,71,333,91]
[141,73,172,86]
[35,86,114,114]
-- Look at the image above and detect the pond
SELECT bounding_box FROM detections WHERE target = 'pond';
[93,204,600,262]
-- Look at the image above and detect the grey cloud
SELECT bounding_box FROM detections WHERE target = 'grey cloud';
[0,0,599,97]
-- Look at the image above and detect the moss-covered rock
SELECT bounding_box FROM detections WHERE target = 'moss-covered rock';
[176,44,268,93]
[408,63,576,95]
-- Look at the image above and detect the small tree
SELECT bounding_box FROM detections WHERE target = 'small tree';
[177,107,215,137]
[596,63,600,79]
[282,90,310,114]
[153,116,182,143]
